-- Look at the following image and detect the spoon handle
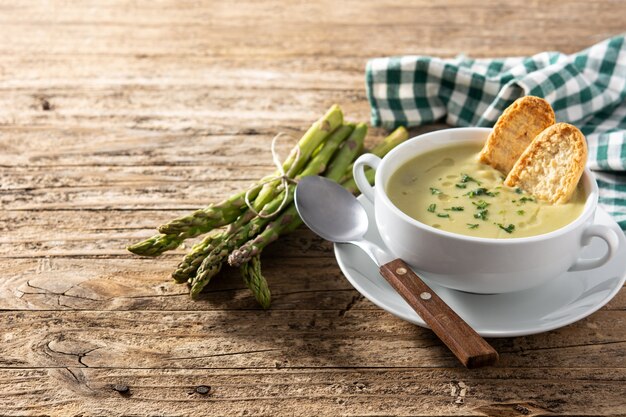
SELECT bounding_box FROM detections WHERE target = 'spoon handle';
[379,259,498,369]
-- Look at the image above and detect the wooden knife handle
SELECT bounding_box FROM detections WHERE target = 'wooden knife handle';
[379,259,498,369]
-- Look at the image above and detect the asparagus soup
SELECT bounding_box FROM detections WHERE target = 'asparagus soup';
[385,143,585,238]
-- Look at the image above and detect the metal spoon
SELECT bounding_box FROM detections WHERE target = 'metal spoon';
[295,176,498,368]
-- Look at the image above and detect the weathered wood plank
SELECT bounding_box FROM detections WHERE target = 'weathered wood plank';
[0,166,271,192]
[0,125,394,168]
[0,125,396,210]
[0,310,624,369]
[0,128,302,167]
[2,255,625,313]
[0,132,409,212]
[0,56,364,93]
[0,256,359,311]
[0,0,623,58]
[1,249,622,312]
[0,220,331,258]
[0,367,623,416]
[0,208,189,232]
[0,85,370,131]
[0,180,253,210]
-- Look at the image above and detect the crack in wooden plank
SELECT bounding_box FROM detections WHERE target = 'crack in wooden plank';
[117,293,188,299]
[0,178,264,191]
[273,289,354,297]
[0,364,623,376]
[166,348,280,361]
[25,280,101,302]
[499,340,626,355]
[60,367,97,394]
[0,308,374,313]
[1,254,334,260]
[2,208,236,212]
[338,294,363,317]
[45,342,101,368]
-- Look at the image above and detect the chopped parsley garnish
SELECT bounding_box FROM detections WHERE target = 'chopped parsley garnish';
[517,210,525,215]
[515,187,523,194]
[427,203,437,213]
[436,213,450,218]
[472,200,490,210]
[460,173,481,185]
[456,173,481,189]
[445,206,465,211]
[497,223,516,234]
[467,223,479,229]
[466,187,498,198]
[519,196,535,203]
[430,187,442,195]
[474,209,488,220]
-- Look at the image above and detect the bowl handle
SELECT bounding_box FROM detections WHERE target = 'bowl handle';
[353,153,381,203]
[568,225,620,272]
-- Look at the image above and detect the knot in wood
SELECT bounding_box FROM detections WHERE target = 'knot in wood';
[195,385,211,395]
[112,384,130,395]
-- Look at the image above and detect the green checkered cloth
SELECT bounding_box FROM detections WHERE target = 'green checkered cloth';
[366,35,626,228]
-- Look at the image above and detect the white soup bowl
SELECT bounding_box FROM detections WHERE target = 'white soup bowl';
[353,127,620,294]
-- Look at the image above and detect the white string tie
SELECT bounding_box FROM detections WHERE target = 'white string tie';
[244,133,300,218]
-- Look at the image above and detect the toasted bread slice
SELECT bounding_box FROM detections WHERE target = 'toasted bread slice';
[504,123,587,204]
[479,96,555,174]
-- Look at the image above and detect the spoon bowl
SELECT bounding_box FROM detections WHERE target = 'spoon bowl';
[295,176,369,243]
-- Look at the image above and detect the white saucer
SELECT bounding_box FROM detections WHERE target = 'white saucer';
[334,195,626,338]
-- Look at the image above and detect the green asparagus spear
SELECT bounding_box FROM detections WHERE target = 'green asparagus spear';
[325,123,367,180]
[228,124,367,267]
[339,125,409,190]
[127,232,185,257]
[339,126,409,184]
[371,126,409,158]
[240,255,271,309]
[190,123,354,297]
[170,232,224,282]
[340,170,374,194]
[227,205,295,267]
[228,126,410,267]
[157,185,258,237]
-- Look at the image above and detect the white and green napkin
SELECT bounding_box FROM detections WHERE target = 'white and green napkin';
[366,35,626,228]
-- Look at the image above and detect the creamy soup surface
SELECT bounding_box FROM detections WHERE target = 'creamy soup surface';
[386,143,586,238]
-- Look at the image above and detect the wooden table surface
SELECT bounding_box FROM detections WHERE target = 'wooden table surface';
[1,1,625,415]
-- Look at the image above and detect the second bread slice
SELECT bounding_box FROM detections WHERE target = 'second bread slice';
[504,123,587,204]
[479,96,555,174]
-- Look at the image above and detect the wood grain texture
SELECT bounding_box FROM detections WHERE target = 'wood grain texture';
[1,368,625,416]
[1,0,625,415]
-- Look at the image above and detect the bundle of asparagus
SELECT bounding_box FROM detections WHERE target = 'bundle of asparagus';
[128,105,408,308]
